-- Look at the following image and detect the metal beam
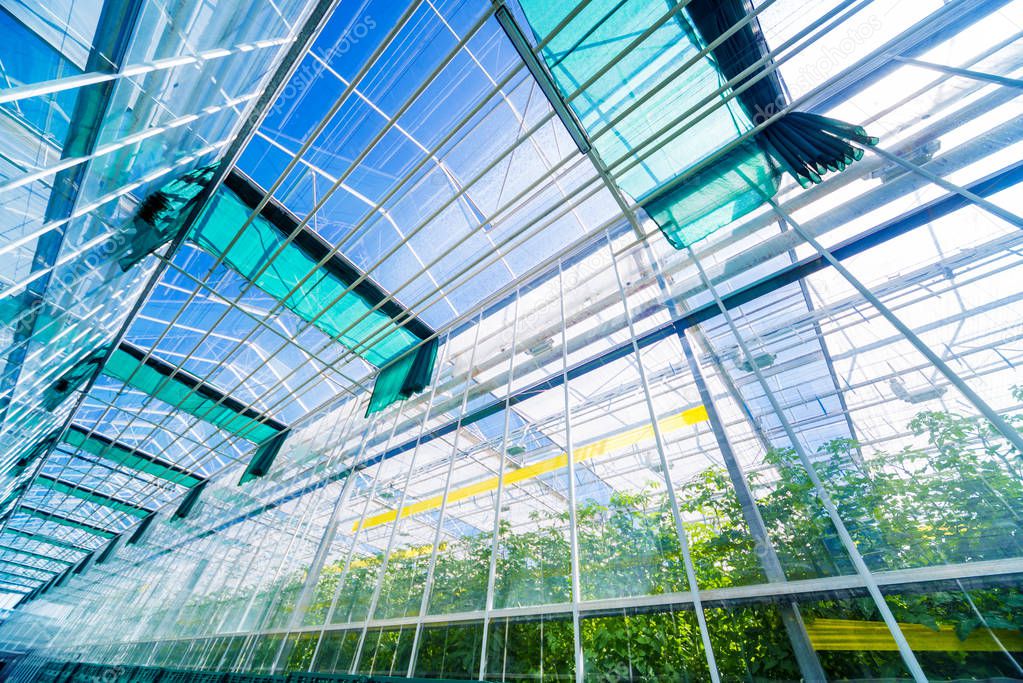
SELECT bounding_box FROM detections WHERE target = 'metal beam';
[158,557,1023,640]
[891,55,1023,89]
[677,328,826,680]
[64,158,1023,583]
[494,4,590,154]
[807,0,1014,113]
[0,571,42,588]
[0,0,341,607]
[0,558,59,578]
[0,581,32,594]
[370,158,1023,465]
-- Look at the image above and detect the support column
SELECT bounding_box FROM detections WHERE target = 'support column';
[677,325,826,681]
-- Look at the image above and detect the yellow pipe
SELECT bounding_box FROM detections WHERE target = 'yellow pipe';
[807,618,1023,652]
[354,405,708,531]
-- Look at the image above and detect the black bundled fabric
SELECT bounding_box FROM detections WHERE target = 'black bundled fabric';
[686,0,877,188]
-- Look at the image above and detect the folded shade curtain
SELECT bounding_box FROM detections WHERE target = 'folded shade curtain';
[12,431,59,474]
[41,346,109,412]
[5,529,85,553]
[516,0,876,250]
[41,335,290,488]
[189,175,424,368]
[19,506,115,539]
[94,537,120,564]
[35,475,150,518]
[0,541,73,566]
[173,479,209,518]
[38,332,292,486]
[72,555,92,574]
[238,428,291,485]
[190,171,439,416]
[40,340,287,475]
[104,342,287,444]
[517,0,779,249]
[62,424,204,487]
[126,511,157,545]
[685,0,877,188]
[365,338,439,416]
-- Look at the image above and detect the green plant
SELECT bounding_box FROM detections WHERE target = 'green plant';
[170,398,1023,680]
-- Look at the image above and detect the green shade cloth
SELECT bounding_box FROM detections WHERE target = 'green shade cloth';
[518,0,875,250]
[39,335,288,492]
[0,572,37,589]
[117,163,220,271]
[189,171,440,416]
[0,561,55,584]
[685,0,877,189]
[366,338,439,416]
[642,141,778,249]
[20,506,115,539]
[3,529,87,553]
[238,428,291,485]
[35,476,150,518]
[0,543,74,566]
[189,180,421,368]
[126,512,157,545]
[63,424,204,487]
[518,0,779,249]
[173,479,209,518]
[104,342,287,444]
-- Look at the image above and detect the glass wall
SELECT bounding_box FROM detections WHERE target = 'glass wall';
[0,0,315,588]
[1,1,1022,682]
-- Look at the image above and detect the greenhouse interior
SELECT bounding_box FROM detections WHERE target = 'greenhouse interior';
[0,0,1021,681]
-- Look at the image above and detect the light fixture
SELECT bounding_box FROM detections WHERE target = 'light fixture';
[889,378,947,404]
[736,352,775,373]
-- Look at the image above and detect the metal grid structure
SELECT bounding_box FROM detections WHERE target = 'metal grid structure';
[0,0,1022,681]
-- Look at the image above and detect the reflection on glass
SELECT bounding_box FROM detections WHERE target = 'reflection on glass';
[244,633,283,673]
[284,632,318,672]
[329,550,380,625]
[705,603,803,681]
[372,517,430,620]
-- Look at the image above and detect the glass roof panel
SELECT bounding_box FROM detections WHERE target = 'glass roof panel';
[1,3,1022,678]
